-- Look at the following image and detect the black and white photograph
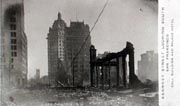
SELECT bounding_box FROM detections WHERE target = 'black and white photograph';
[0,0,159,106]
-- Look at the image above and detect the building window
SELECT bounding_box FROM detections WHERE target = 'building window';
[11,32,16,37]
[11,52,17,57]
[11,45,17,50]
[11,39,17,44]
[10,24,16,30]
[10,17,16,22]
[11,65,14,69]
[10,10,16,16]
[1,38,5,43]
[0,58,5,62]
[11,58,14,63]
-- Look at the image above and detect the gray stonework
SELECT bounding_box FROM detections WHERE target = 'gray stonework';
[0,0,28,88]
[47,13,91,87]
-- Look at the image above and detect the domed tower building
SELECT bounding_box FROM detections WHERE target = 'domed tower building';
[47,13,68,86]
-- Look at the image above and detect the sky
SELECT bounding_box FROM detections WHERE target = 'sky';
[24,0,158,78]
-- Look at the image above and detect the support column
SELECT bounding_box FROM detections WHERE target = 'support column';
[94,66,96,86]
[108,61,111,89]
[90,64,94,87]
[90,45,97,87]
[101,65,104,89]
[116,58,119,87]
[129,49,135,86]
[96,66,99,87]
[122,55,127,87]
[105,66,108,87]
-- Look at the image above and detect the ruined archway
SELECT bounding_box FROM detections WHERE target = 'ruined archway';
[90,42,142,89]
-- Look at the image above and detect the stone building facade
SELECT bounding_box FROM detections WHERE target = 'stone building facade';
[47,13,67,86]
[66,21,91,86]
[0,0,28,88]
[47,13,91,86]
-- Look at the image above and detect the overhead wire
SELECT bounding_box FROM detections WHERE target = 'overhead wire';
[70,0,109,67]
[68,0,110,86]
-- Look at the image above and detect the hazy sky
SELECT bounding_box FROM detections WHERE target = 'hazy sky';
[24,0,158,78]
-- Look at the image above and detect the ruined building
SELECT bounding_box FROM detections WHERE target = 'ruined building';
[0,0,28,87]
[90,42,142,89]
[47,13,91,86]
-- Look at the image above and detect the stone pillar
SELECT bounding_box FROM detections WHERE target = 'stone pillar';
[101,65,104,89]
[96,66,99,87]
[127,43,135,86]
[116,58,120,87]
[104,66,108,86]
[108,61,111,89]
[90,65,94,87]
[122,55,127,87]
[90,45,96,87]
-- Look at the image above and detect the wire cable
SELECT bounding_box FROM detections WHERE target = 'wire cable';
[68,0,109,86]
[70,0,109,66]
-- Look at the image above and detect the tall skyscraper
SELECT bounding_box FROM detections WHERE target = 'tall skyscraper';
[47,13,91,86]
[137,51,158,83]
[66,21,91,86]
[47,13,67,86]
[0,0,28,87]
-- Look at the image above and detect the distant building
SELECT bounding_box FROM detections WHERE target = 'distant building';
[137,51,158,82]
[97,51,109,59]
[0,0,28,87]
[35,69,40,80]
[47,13,91,86]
